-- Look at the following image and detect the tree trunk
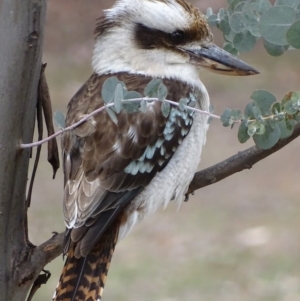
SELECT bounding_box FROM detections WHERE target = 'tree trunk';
[0,0,47,300]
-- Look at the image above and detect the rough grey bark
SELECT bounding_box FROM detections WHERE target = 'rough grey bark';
[0,1,47,300]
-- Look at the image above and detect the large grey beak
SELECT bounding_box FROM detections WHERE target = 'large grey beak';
[181,44,259,76]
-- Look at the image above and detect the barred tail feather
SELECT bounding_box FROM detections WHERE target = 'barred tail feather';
[53,222,119,301]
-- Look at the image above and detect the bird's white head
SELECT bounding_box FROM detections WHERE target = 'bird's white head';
[92,0,258,85]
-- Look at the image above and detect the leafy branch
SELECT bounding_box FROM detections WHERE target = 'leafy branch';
[20,77,300,152]
[206,0,300,56]
[20,78,220,149]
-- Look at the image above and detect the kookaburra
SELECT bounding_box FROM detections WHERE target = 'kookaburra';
[53,0,258,300]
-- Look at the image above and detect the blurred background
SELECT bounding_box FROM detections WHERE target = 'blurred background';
[29,1,300,300]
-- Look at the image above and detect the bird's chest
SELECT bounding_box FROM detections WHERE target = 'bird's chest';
[118,105,209,240]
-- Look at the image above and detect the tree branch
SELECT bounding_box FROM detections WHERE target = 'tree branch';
[31,124,300,270]
[188,123,300,193]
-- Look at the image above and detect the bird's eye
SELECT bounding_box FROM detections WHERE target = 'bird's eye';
[170,30,185,44]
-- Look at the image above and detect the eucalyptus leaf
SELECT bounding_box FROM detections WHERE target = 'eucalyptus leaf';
[241,8,260,36]
[218,15,231,35]
[278,119,297,139]
[223,42,239,55]
[220,108,232,127]
[114,83,124,113]
[179,98,189,111]
[246,0,272,15]
[274,0,300,9]
[233,30,256,52]
[259,6,296,46]
[218,8,228,19]
[101,77,120,104]
[228,0,244,11]
[224,30,236,43]
[263,39,289,56]
[283,100,299,115]
[234,1,247,12]
[286,20,300,49]
[251,90,276,115]
[161,102,171,118]
[208,14,219,26]
[144,78,162,97]
[271,102,282,116]
[256,123,266,135]
[140,99,148,113]
[123,91,143,113]
[244,102,261,120]
[247,122,257,136]
[206,7,213,17]
[54,111,65,129]
[229,12,244,33]
[157,83,168,100]
[105,107,118,125]
[253,120,281,149]
[238,119,250,143]
[124,91,143,100]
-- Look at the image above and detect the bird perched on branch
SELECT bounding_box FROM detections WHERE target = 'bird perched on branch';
[53,0,257,300]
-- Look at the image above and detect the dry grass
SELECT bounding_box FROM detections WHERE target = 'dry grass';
[29,1,300,300]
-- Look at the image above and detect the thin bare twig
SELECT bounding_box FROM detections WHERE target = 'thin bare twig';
[19,98,220,149]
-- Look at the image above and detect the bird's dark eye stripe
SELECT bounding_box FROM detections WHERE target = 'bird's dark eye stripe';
[170,30,185,44]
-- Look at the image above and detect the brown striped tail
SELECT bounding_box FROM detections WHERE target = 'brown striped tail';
[53,223,119,301]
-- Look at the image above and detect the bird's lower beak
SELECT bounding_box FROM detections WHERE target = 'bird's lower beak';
[181,44,259,76]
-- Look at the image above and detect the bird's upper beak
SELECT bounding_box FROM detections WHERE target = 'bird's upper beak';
[180,43,259,76]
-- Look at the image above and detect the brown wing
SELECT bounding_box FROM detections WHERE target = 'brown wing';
[62,72,197,255]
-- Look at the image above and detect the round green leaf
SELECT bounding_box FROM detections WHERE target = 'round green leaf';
[223,42,239,55]
[220,108,232,127]
[157,83,168,100]
[179,98,189,111]
[275,0,300,9]
[253,120,281,149]
[256,123,266,135]
[244,102,258,119]
[238,119,250,143]
[229,12,244,33]
[241,9,259,31]
[245,0,272,15]
[233,30,256,52]
[234,1,247,12]
[54,111,65,129]
[161,102,171,118]
[105,107,118,125]
[263,38,289,56]
[286,20,300,49]
[140,99,147,113]
[247,122,257,136]
[124,91,143,100]
[206,7,213,17]
[219,16,231,35]
[278,119,297,139]
[123,91,143,113]
[224,30,236,43]
[101,77,120,104]
[114,83,124,113]
[228,0,245,11]
[251,90,276,115]
[208,14,219,27]
[259,6,296,46]
[144,78,162,97]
